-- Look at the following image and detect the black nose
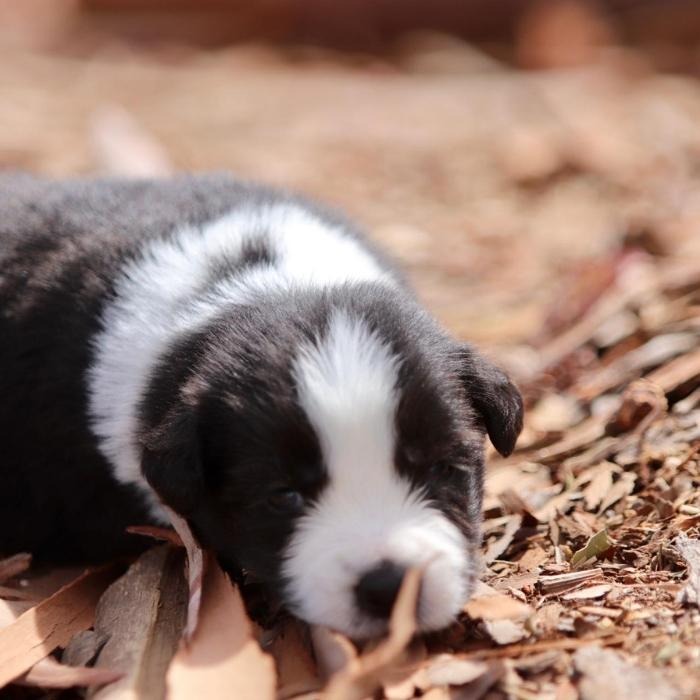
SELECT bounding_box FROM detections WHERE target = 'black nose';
[354,560,406,619]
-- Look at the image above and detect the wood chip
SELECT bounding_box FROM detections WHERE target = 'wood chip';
[88,545,187,699]
[539,568,604,594]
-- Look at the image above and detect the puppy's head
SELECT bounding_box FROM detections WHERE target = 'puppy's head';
[139,286,522,637]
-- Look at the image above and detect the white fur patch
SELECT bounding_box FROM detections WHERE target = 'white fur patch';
[285,312,471,637]
[88,203,394,518]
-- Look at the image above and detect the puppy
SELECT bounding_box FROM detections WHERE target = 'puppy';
[0,173,522,638]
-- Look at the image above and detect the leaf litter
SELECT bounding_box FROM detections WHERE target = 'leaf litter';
[4,9,700,698]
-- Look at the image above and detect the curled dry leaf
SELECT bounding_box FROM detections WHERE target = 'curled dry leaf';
[323,567,422,700]
[166,557,276,700]
[0,566,118,688]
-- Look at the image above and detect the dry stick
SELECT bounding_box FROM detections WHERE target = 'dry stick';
[0,566,118,688]
[323,568,423,700]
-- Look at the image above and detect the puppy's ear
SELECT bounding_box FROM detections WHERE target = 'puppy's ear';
[453,344,524,457]
[140,406,204,516]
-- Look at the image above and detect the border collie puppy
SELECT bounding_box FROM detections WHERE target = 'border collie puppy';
[0,173,522,638]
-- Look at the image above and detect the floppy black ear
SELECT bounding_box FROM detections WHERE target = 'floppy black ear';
[140,406,204,516]
[453,344,524,457]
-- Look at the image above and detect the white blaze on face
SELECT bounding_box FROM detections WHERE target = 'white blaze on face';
[285,311,470,638]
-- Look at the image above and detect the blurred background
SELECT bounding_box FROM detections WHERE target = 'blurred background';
[2,0,700,376]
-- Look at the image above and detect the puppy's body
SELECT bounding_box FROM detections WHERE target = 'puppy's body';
[0,173,522,637]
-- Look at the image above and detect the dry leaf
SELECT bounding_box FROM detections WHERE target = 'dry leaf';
[483,515,522,564]
[0,566,117,688]
[483,619,528,645]
[464,587,533,622]
[570,529,613,567]
[562,584,612,601]
[582,463,615,511]
[166,557,276,700]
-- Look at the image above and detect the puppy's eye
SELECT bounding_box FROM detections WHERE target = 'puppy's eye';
[266,488,305,514]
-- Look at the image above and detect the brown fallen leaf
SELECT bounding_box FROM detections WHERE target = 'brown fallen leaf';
[166,557,276,700]
[573,646,680,700]
[483,515,522,564]
[582,462,615,511]
[323,567,422,700]
[15,657,122,689]
[0,554,31,585]
[562,584,612,601]
[597,472,636,514]
[483,619,529,645]
[0,566,117,688]
[464,585,533,622]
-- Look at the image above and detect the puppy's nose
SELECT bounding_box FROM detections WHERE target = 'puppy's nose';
[354,560,406,619]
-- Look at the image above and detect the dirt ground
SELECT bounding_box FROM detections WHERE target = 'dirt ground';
[2,30,700,699]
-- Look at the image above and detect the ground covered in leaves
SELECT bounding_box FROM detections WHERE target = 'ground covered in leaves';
[1,25,700,700]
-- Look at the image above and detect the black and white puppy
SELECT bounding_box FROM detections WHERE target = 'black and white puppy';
[0,173,522,638]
